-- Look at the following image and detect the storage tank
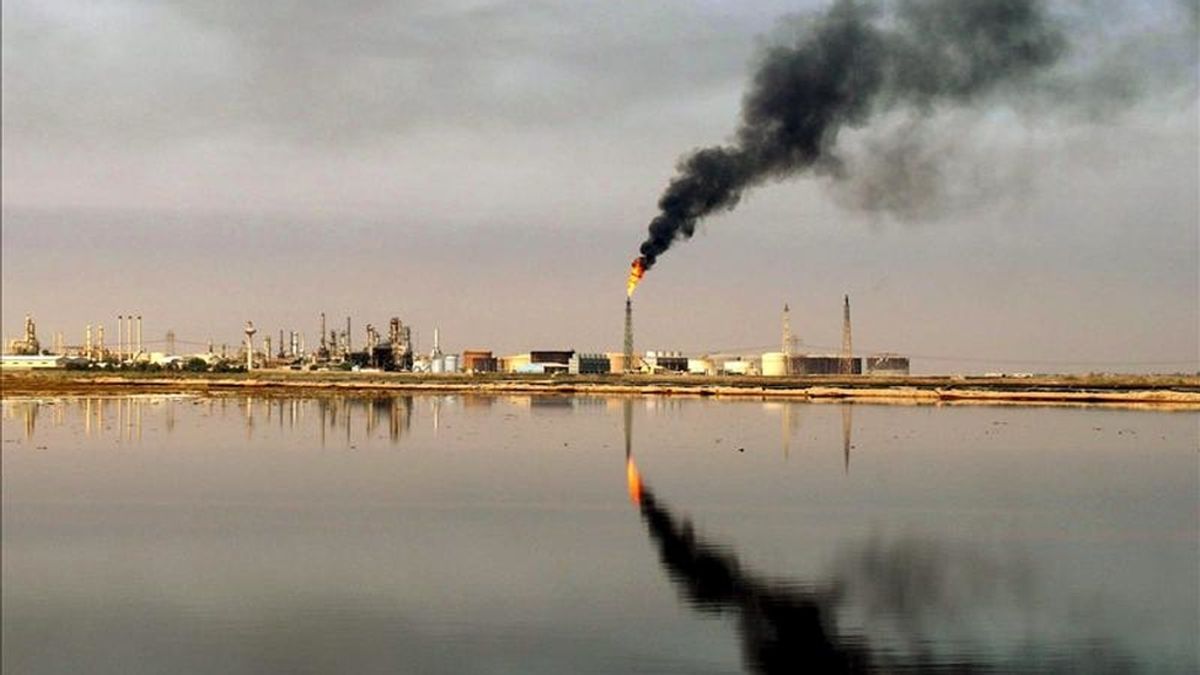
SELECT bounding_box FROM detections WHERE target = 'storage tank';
[430,357,444,373]
[761,352,788,377]
[443,354,459,373]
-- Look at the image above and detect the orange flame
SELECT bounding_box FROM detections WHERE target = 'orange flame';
[626,458,643,505]
[626,257,646,297]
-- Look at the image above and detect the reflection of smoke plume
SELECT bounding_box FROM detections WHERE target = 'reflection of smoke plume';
[637,485,868,672]
[634,479,1128,673]
[638,0,1071,268]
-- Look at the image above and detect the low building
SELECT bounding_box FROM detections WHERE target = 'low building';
[606,352,643,373]
[529,350,574,365]
[866,354,911,376]
[148,352,184,368]
[569,353,611,374]
[644,350,688,373]
[498,353,531,373]
[721,358,756,376]
[461,350,497,373]
[790,355,862,375]
[1,354,71,370]
[688,358,715,375]
[516,362,568,374]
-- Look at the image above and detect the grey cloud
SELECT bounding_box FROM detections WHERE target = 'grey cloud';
[2,0,780,147]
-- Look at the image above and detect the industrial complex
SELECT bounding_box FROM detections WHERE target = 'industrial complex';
[1,296,909,376]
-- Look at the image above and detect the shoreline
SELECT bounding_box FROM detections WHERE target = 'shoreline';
[3,371,1199,410]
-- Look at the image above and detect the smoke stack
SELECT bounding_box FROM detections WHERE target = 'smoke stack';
[841,295,853,375]
[117,315,123,361]
[244,321,257,371]
[136,315,142,356]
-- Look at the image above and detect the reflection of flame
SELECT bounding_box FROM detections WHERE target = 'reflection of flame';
[626,458,643,505]
[626,257,646,297]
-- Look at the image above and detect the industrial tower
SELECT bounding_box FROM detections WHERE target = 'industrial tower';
[624,298,634,373]
[840,295,853,375]
[244,321,257,371]
[782,303,799,356]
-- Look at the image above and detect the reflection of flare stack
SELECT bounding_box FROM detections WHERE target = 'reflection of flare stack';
[623,399,633,458]
[623,398,641,504]
[841,404,853,474]
[627,458,643,505]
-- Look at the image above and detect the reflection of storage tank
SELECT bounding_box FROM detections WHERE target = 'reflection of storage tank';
[761,352,788,377]
[443,354,459,373]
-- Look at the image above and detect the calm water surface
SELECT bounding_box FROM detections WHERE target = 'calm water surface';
[2,395,1197,674]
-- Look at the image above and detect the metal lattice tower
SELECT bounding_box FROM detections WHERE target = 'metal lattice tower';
[782,303,793,357]
[166,330,176,356]
[624,298,634,373]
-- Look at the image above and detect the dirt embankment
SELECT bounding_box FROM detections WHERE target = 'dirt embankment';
[3,371,1198,410]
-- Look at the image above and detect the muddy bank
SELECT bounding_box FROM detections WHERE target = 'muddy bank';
[3,371,1198,410]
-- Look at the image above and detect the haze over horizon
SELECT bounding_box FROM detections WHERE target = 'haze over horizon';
[3,0,1197,374]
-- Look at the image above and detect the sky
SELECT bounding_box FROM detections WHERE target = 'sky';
[2,0,1197,373]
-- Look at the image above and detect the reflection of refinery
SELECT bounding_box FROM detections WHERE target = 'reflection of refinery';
[1,395,422,447]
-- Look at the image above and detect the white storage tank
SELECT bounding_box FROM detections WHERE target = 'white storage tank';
[443,354,459,372]
[430,357,444,373]
[761,352,788,377]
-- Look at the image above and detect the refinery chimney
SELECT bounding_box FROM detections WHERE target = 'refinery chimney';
[244,321,257,371]
[117,315,123,361]
[840,295,853,375]
[319,312,327,355]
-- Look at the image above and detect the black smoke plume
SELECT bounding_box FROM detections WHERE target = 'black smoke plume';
[638,0,1066,269]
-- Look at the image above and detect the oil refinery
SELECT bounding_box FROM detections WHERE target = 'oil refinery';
[1,297,908,377]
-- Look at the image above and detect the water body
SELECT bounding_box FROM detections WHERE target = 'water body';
[2,395,1196,674]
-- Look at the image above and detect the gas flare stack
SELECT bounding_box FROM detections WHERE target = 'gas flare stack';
[623,298,634,374]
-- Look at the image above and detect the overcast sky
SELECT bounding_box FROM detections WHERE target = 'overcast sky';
[2,0,1197,373]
